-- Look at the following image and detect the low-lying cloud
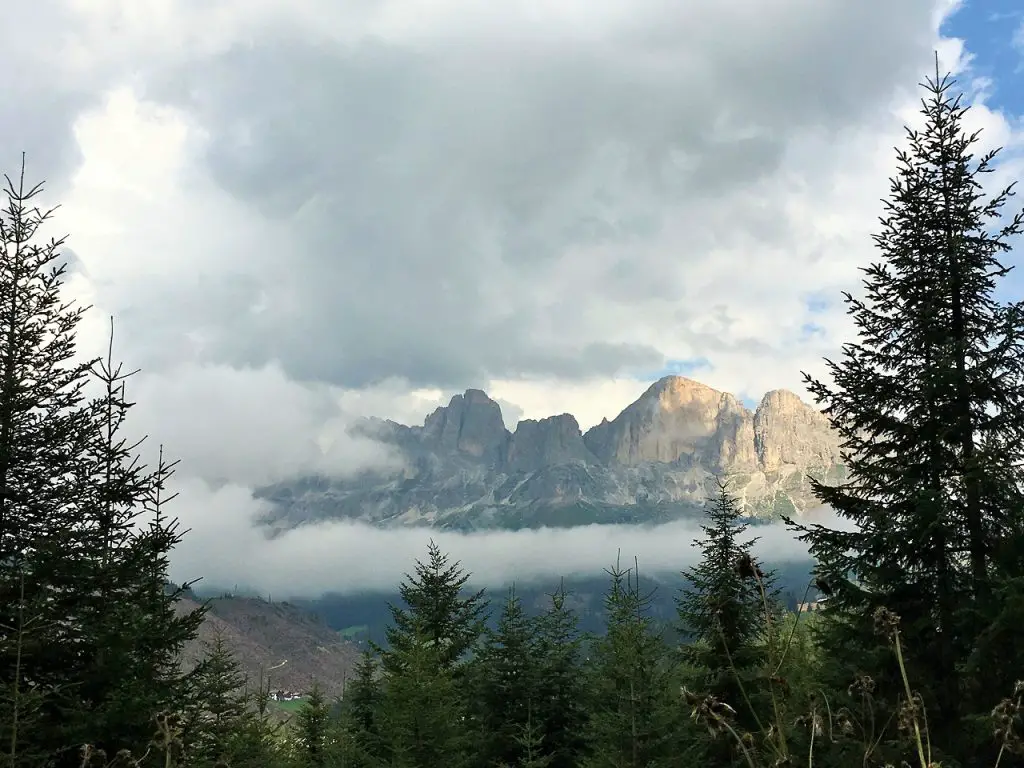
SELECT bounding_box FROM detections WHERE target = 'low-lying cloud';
[166,476,850,597]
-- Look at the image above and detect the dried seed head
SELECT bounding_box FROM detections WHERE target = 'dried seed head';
[992,681,1024,755]
[835,707,855,737]
[682,686,737,737]
[848,674,876,698]
[897,694,924,735]
[872,606,900,638]
[735,552,764,581]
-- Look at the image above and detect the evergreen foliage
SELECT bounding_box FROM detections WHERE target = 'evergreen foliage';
[530,583,589,768]
[584,557,692,768]
[677,480,780,766]
[0,161,204,766]
[785,61,1024,765]
[337,651,383,767]
[379,539,488,676]
[470,586,542,768]
[377,618,469,768]
[294,684,332,767]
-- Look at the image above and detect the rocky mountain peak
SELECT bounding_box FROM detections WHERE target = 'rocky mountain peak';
[582,375,755,469]
[646,375,722,406]
[421,389,509,460]
[753,389,837,471]
[270,376,846,530]
[506,414,593,473]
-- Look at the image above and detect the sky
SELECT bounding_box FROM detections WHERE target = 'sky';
[2,0,1023,594]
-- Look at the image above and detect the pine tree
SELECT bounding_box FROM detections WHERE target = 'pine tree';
[584,557,689,768]
[379,540,488,676]
[531,582,588,768]
[337,651,383,767]
[377,617,469,768]
[0,160,204,764]
[677,479,781,765]
[785,62,1024,764]
[470,586,541,768]
[295,683,333,767]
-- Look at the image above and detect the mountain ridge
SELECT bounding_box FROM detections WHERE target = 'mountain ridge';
[257,376,845,531]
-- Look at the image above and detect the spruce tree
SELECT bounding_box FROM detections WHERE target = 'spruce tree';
[470,586,541,768]
[531,583,589,768]
[0,160,102,762]
[375,543,485,767]
[182,632,251,766]
[377,616,469,768]
[0,160,205,764]
[338,651,383,767]
[379,540,488,677]
[584,557,688,768]
[677,479,780,765]
[295,683,333,767]
[785,62,1024,764]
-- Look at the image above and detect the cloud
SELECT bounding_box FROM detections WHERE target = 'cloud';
[167,476,848,596]
[124,362,403,486]
[41,0,964,397]
[5,0,1023,587]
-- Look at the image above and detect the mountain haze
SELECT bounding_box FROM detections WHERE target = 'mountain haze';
[257,376,845,531]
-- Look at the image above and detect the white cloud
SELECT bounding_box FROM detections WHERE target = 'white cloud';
[168,475,846,596]
[125,363,402,486]
[3,0,1023,594]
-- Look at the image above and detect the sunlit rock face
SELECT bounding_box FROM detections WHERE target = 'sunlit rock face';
[259,376,845,531]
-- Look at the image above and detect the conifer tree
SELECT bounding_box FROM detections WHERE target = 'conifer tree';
[531,582,588,768]
[677,479,780,765]
[0,160,102,762]
[337,651,383,767]
[584,558,689,768]
[379,540,488,676]
[375,543,484,768]
[0,160,205,765]
[502,705,554,768]
[0,160,204,764]
[295,683,333,767]
[785,62,1024,764]
[182,633,251,766]
[227,668,293,768]
[378,617,469,768]
[470,586,541,768]
[0,571,52,768]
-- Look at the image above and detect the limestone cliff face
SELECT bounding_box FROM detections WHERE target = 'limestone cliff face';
[421,389,509,461]
[506,414,594,473]
[754,389,839,472]
[258,376,846,531]
[583,377,757,469]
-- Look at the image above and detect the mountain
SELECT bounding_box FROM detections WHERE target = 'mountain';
[256,376,845,531]
[176,593,360,703]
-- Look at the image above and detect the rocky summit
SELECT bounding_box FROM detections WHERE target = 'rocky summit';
[256,376,845,531]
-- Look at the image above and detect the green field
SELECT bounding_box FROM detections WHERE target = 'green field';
[270,698,306,714]
[338,624,369,639]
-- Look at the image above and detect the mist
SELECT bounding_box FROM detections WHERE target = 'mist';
[167,477,850,598]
